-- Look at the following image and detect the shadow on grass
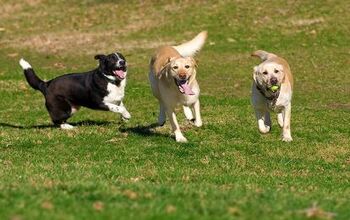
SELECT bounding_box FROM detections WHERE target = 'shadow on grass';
[0,120,113,129]
[119,123,171,138]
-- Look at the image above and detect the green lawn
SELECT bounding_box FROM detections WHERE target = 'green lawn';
[0,1,349,219]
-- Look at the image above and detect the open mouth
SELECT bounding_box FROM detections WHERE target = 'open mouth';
[175,79,195,95]
[112,66,127,80]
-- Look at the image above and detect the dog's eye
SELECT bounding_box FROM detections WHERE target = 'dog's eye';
[262,71,268,75]
[185,65,190,69]
[274,69,279,73]
[173,66,178,69]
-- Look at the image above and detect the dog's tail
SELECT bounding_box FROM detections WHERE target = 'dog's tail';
[251,50,277,61]
[173,31,208,57]
[19,58,47,95]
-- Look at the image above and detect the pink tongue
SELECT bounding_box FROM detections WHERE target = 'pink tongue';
[114,70,125,79]
[179,83,195,95]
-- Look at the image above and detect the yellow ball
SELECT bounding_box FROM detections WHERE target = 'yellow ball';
[270,85,279,92]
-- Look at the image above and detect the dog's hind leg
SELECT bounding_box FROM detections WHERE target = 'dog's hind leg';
[277,112,284,128]
[264,111,271,128]
[282,104,292,142]
[46,97,74,129]
[192,100,202,127]
[158,102,166,126]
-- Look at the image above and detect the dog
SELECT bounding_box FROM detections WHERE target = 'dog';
[251,50,294,142]
[19,52,131,129]
[149,31,207,142]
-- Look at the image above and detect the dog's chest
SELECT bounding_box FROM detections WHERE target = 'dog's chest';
[103,81,125,104]
[268,92,291,112]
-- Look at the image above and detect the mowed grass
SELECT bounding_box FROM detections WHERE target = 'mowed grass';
[0,0,350,219]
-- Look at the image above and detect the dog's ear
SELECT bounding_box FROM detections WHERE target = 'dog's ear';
[158,57,174,79]
[253,66,259,82]
[94,54,106,61]
[189,57,198,68]
[95,54,107,71]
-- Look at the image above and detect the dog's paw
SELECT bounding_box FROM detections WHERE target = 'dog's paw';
[121,110,131,120]
[258,125,270,134]
[282,136,293,142]
[60,123,74,130]
[175,134,188,143]
[193,119,203,127]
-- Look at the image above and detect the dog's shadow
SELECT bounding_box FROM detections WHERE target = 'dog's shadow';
[0,120,113,129]
[119,123,170,138]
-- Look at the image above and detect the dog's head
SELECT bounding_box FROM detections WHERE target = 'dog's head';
[253,62,284,93]
[164,57,197,95]
[95,52,127,81]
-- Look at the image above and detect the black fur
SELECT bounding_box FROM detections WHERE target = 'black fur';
[21,52,127,126]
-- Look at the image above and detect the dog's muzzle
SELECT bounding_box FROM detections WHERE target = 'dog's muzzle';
[175,78,194,95]
[113,65,127,80]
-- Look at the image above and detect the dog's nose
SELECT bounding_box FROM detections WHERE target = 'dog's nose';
[119,60,125,66]
[270,77,278,85]
[179,72,187,79]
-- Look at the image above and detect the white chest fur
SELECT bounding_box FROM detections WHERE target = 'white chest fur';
[103,80,126,104]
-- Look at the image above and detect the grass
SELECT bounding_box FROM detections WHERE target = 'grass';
[1,0,350,219]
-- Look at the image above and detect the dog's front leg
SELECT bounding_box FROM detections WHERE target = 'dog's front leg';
[255,108,271,134]
[105,103,131,120]
[119,101,131,120]
[282,103,292,142]
[166,109,187,143]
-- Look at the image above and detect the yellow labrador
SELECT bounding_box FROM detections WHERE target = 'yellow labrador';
[251,50,294,142]
[149,31,207,142]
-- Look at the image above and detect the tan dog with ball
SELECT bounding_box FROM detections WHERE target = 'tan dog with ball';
[251,50,294,142]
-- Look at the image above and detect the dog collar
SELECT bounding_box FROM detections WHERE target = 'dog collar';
[101,73,123,86]
[102,73,117,81]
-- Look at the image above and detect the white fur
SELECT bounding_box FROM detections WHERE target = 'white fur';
[173,31,207,57]
[19,58,32,70]
[60,123,74,130]
[103,80,131,119]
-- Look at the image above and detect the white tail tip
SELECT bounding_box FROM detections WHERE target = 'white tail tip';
[173,31,208,57]
[19,58,32,70]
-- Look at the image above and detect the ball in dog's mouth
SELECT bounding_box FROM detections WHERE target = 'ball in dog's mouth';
[175,79,195,95]
[269,85,280,93]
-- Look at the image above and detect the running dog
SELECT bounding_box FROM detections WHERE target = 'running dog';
[19,52,131,129]
[149,31,207,142]
[251,50,293,142]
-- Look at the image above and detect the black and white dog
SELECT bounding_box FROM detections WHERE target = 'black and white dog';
[19,52,131,129]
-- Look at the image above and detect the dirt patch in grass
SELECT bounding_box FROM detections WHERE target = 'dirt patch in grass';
[0,31,175,55]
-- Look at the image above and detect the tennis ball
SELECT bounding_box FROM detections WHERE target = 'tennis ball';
[270,85,279,92]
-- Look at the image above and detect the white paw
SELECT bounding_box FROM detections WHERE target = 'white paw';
[122,109,131,120]
[60,123,74,130]
[282,136,293,142]
[258,125,270,134]
[193,119,203,127]
[175,133,188,143]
